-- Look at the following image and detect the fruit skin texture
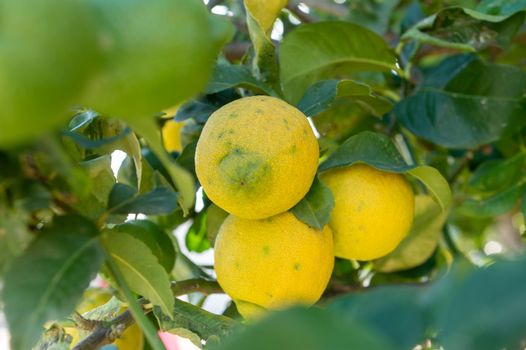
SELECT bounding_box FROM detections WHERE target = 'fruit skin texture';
[214,212,334,319]
[321,164,415,261]
[195,96,319,219]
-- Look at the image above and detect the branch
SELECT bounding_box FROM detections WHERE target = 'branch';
[73,310,135,350]
[448,150,474,183]
[171,278,223,296]
[73,279,223,350]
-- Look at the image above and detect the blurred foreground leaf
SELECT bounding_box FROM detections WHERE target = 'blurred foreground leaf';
[3,216,103,350]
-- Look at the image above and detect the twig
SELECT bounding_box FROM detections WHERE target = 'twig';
[73,279,223,350]
[72,313,100,331]
[73,310,136,350]
[448,151,474,183]
[171,278,223,296]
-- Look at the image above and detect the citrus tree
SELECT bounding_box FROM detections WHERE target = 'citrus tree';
[1,0,526,349]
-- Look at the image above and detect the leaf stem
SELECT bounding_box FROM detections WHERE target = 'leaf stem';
[447,151,474,183]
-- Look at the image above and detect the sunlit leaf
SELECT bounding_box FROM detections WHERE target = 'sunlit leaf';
[280,21,400,103]
[104,230,174,316]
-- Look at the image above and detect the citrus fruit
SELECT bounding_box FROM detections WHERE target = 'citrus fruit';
[0,0,102,147]
[82,0,232,120]
[214,212,334,319]
[195,96,319,219]
[321,164,414,260]
[162,107,184,153]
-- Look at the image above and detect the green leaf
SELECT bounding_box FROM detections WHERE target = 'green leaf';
[108,183,178,215]
[176,90,241,124]
[127,117,195,214]
[63,116,131,150]
[280,21,400,103]
[81,296,123,321]
[328,285,425,349]
[345,0,399,35]
[406,166,452,210]
[186,211,211,253]
[82,0,232,119]
[521,188,526,222]
[335,80,394,117]
[401,7,525,51]
[319,131,408,171]
[80,155,115,205]
[420,54,476,90]
[114,220,176,273]
[431,258,526,350]
[312,98,374,142]
[0,206,32,275]
[458,184,523,218]
[291,176,335,230]
[176,141,198,176]
[206,64,276,96]
[469,152,525,193]
[243,0,287,89]
[374,195,449,273]
[396,58,526,149]
[206,204,229,247]
[319,131,451,210]
[103,229,174,316]
[296,80,394,118]
[104,247,166,350]
[296,80,339,117]
[3,215,103,350]
[154,299,236,341]
[210,307,397,350]
[477,0,526,16]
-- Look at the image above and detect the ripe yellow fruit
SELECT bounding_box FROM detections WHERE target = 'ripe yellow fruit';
[321,164,415,261]
[214,212,334,319]
[195,96,319,219]
[162,107,183,153]
[65,289,144,350]
[114,324,144,350]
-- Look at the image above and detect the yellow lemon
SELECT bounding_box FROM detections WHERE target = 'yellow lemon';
[114,323,144,350]
[161,106,183,153]
[195,96,319,219]
[321,164,415,261]
[214,212,334,319]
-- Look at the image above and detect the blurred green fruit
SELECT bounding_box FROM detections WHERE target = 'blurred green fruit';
[0,0,102,147]
[82,0,232,120]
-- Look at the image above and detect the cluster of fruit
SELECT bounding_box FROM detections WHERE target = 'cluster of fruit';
[193,96,415,319]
